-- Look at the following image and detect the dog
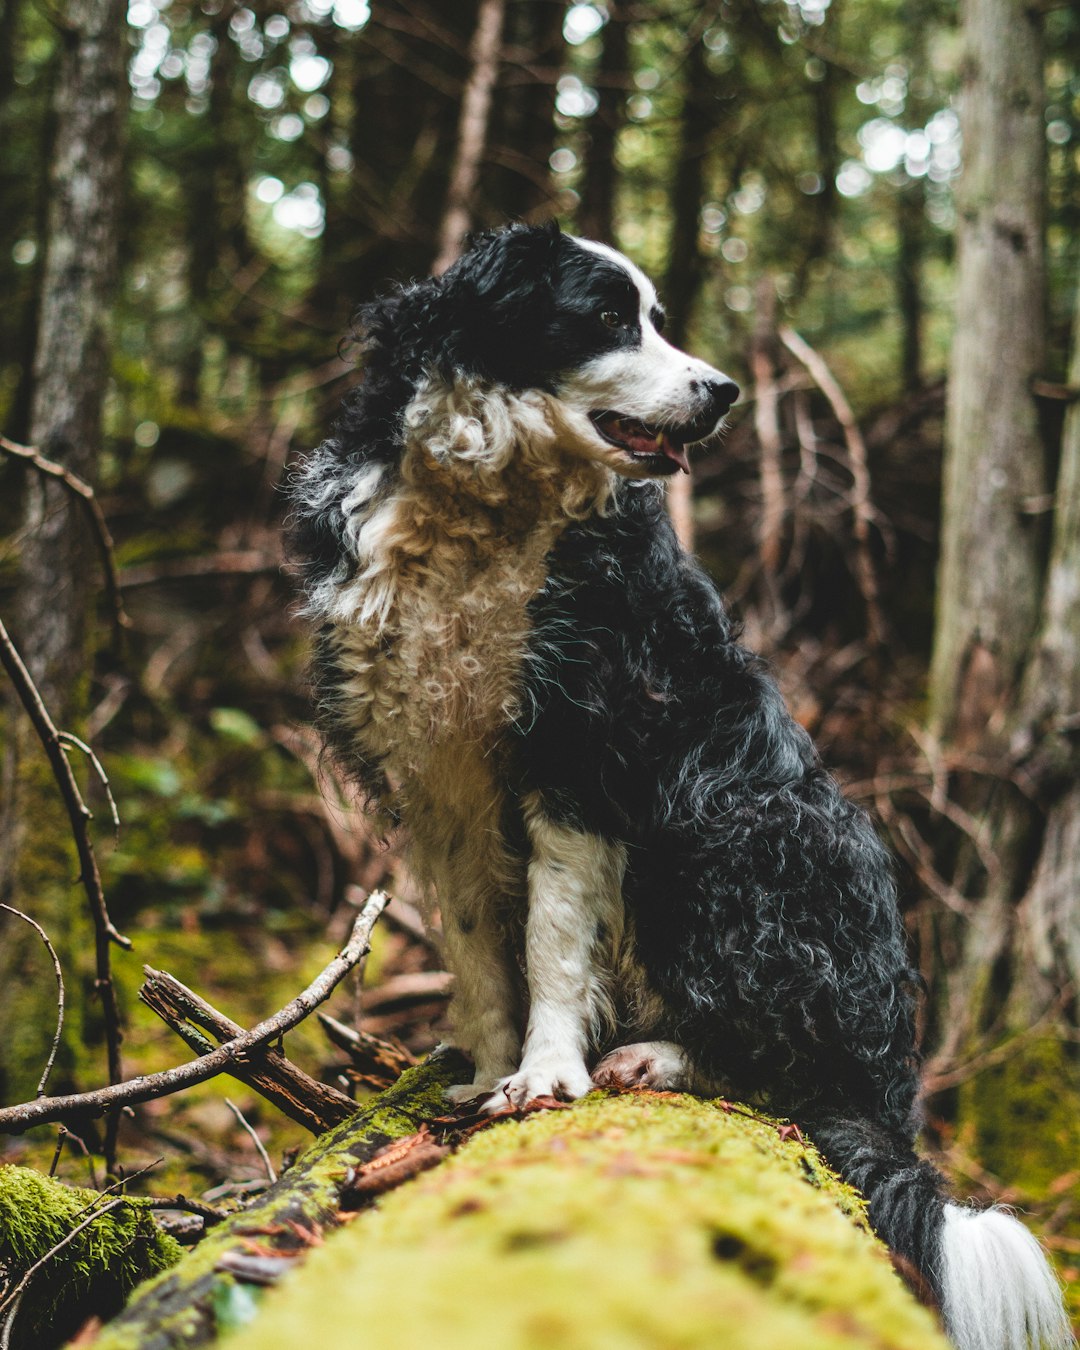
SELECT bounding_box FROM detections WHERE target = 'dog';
[289,221,1071,1350]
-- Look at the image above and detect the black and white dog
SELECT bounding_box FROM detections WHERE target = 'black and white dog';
[290,222,1070,1350]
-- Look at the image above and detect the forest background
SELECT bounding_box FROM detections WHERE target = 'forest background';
[1,0,1080,1336]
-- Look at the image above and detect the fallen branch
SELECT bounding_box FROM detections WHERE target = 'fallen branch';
[140,966,356,1133]
[0,1166,181,1349]
[106,1082,949,1350]
[0,891,390,1135]
[318,1012,417,1092]
[0,434,129,646]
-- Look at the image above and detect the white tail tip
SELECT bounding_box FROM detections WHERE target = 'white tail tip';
[941,1204,1074,1350]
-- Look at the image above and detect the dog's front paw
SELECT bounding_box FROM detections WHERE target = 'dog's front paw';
[482,1057,594,1114]
[591,1041,691,1091]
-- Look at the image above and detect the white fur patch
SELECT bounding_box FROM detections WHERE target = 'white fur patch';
[484,795,627,1110]
[940,1204,1073,1350]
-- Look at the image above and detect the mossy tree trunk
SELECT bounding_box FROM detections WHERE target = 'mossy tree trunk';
[91,1058,948,1350]
[924,0,1080,1179]
[0,0,128,1105]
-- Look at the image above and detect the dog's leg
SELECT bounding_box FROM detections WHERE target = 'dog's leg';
[443,902,523,1103]
[484,795,625,1111]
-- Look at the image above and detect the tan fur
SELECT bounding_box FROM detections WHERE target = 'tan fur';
[321,379,618,1072]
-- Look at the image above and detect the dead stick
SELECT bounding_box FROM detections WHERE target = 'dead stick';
[140,967,355,1132]
[0,433,130,646]
[0,891,390,1134]
[778,326,886,648]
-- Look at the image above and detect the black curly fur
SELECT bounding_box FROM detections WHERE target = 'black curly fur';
[287,226,1071,1346]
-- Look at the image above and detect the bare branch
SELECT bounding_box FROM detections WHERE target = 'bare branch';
[140,966,355,1133]
[778,326,887,649]
[58,731,120,842]
[0,891,391,1134]
[0,613,128,1166]
[224,1099,277,1183]
[0,434,130,647]
[0,905,65,1097]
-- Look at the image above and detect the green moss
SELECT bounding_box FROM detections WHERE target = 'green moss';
[959,1037,1080,1198]
[227,1092,948,1350]
[0,750,98,1104]
[0,1163,182,1349]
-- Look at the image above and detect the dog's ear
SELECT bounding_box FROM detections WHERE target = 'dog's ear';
[455,220,562,301]
[435,222,564,382]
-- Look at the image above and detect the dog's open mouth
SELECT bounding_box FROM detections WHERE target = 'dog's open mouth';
[589,411,715,476]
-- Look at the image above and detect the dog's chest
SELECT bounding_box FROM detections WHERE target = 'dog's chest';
[328,484,563,787]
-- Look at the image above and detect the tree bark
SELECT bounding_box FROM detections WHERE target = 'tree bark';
[920,0,1080,1187]
[927,0,1046,748]
[0,0,128,1108]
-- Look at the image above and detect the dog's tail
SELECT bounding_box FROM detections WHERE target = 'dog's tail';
[804,1114,1073,1350]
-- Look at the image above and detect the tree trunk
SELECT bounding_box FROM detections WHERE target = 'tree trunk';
[92,1059,947,1350]
[577,1,629,244]
[432,0,507,273]
[927,0,1046,748]
[0,0,128,1107]
[224,1092,947,1350]
[921,0,1080,1188]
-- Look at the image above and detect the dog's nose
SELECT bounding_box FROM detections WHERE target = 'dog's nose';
[704,378,739,417]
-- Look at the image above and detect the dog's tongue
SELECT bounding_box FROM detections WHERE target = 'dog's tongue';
[660,437,691,474]
[612,417,691,474]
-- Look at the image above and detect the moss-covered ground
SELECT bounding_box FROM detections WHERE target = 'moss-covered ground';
[0,1162,182,1349]
[226,1091,949,1350]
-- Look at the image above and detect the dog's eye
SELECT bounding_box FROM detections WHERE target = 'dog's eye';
[600,310,623,329]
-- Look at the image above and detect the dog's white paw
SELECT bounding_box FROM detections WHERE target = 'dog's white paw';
[481,1057,594,1114]
[591,1041,691,1091]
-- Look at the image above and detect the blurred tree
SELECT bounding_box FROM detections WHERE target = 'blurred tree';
[0,0,129,1108]
[925,0,1080,1179]
[576,0,628,243]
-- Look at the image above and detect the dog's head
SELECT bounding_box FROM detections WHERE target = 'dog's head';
[360,221,738,478]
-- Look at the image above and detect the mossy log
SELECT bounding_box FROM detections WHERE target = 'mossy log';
[94,1053,948,1350]
[0,1163,183,1349]
[90,1050,468,1350]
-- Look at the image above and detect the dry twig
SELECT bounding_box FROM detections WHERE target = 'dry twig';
[0,905,64,1097]
[140,967,355,1133]
[0,890,390,1134]
[224,1099,277,1184]
[0,434,129,646]
[778,327,887,649]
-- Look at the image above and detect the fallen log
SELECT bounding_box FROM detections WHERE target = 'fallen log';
[91,1063,948,1350]
[89,1050,469,1350]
